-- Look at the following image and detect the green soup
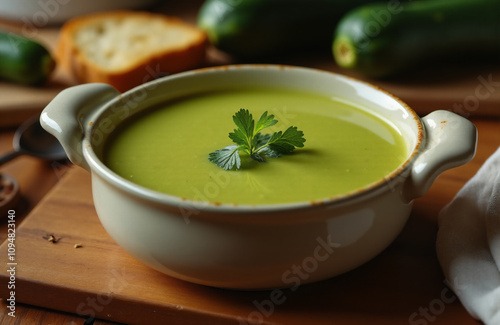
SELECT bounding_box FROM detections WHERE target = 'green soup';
[103,88,407,205]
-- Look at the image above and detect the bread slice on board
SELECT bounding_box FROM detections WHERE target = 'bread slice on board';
[56,10,207,92]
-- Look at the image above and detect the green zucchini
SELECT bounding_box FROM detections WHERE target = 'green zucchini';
[197,0,380,59]
[0,31,55,85]
[333,0,500,78]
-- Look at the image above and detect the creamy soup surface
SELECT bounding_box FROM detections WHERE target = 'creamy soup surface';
[104,88,407,205]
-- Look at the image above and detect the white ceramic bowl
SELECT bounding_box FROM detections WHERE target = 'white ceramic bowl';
[40,65,477,289]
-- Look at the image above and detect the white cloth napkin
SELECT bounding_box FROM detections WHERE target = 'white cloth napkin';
[437,147,500,324]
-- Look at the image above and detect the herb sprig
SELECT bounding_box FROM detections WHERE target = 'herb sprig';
[209,109,305,170]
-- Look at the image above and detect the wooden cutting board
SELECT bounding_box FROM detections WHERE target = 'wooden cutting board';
[1,1,500,127]
[0,165,480,325]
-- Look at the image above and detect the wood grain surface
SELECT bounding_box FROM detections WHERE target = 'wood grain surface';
[1,0,500,323]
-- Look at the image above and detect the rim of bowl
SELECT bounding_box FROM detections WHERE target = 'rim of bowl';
[84,64,423,214]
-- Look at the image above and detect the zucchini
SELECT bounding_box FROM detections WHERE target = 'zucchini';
[333,0,500,78]
[197,0,380,59]
[0,31,55,85]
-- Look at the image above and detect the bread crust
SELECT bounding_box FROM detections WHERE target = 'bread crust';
[56,10,207,92]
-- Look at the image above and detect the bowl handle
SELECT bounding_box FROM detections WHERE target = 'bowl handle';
[40,83,120,171]
[403,110,477,201]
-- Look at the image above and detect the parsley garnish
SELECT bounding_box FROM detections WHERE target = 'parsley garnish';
[209,109,306,170]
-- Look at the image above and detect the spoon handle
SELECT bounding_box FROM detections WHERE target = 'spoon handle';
[0,150,22,166]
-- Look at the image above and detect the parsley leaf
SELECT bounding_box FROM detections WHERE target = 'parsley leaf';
[229,109,254,150]
[254,111,278,134]
[209,109,305,170]
[266,126,305,154]
[208,145,241,170]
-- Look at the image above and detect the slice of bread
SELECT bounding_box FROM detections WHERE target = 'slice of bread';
[57,10,207,92]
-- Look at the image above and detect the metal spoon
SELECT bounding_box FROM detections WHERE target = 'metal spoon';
[0,115,67,166]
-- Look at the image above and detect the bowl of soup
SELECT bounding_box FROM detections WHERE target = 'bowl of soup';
[40,65,477,289]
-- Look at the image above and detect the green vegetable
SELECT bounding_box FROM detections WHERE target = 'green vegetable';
[332,0,500,78]
[197,0,381,59]
[209,109,306,170]
[0,30,55,85]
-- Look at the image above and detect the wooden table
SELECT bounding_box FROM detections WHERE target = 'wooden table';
[2,118,500,325]
[1,1,500,324]
[0,130,105,324]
